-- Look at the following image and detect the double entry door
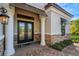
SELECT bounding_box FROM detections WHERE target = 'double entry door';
[17,20,34,43]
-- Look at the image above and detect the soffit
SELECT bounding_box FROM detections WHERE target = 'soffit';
[10,3,47,17]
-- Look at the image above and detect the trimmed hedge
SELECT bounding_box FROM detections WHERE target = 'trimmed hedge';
[72,39,79,43]
[50,40,73,51]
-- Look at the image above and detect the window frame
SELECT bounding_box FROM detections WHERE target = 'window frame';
[61,18,66,36]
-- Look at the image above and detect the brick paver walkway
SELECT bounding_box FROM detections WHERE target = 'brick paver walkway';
[63,45,79,56]
[13,44,79,56]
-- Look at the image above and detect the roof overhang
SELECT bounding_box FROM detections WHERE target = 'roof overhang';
[45,3,73,18]
[9,3,47,17]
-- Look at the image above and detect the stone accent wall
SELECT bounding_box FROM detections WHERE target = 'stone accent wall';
[34,34,41,41]
[51,35,65,44]
[45,34,51,45]
[0,44,3,56]
[45,34,70,45]
[51,35,70,45]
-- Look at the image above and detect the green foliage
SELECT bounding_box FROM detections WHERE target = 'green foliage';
[70,19,79,34]
[50,40,73,51]
[51,43,63,51]
[72,39,79,43]
[70,34,79,43]
[70,34,79,39]
[70,24,77,34]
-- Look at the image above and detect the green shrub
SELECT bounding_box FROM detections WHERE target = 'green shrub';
[63,40,73,45]
[51,43,64,51]
[51,40,73,51]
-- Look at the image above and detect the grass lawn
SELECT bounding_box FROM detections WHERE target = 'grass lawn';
[70,34,79,39]
[70,34,79,43]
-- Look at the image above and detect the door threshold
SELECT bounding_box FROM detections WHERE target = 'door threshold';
[15,41,36,48]
[16,41,36,46]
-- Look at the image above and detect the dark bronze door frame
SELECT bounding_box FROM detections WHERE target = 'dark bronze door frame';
[17,20,34,44]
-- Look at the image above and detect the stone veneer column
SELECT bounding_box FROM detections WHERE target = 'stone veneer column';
[4,5,15,56]
[40,15,46,46]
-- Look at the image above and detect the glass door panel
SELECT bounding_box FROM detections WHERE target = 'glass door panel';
[28,23,32,40]
[19,22,25,40]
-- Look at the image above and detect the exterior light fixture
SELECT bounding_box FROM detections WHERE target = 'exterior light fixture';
[0,7,9,55]
[0,7,9,24]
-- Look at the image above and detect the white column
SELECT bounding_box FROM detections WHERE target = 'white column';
[40,16,46,46]
[4,6,15,56]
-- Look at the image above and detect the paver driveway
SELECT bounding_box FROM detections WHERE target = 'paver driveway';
[13,43,79,56]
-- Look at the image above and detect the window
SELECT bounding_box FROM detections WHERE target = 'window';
[61,18,66,36]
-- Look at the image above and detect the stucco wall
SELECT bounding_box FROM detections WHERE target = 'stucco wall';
[51,11,71,35]
[51,11,62,35]
[45,6,71,35]
[0,23,3,56]
[45,11,51,35]
[0,23,3,36]
[27,3,47,10]
[14,7,41,35]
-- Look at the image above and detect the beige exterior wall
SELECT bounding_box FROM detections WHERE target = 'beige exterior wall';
[45,6,71,35]
[0,24,3,36]
[45,11,51,35]
[34,17,41,34]
[27,3,47,10]
[14,7,41,34]
[51,11,62,35]
[46,6,71,19]
[51,10,71,35]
